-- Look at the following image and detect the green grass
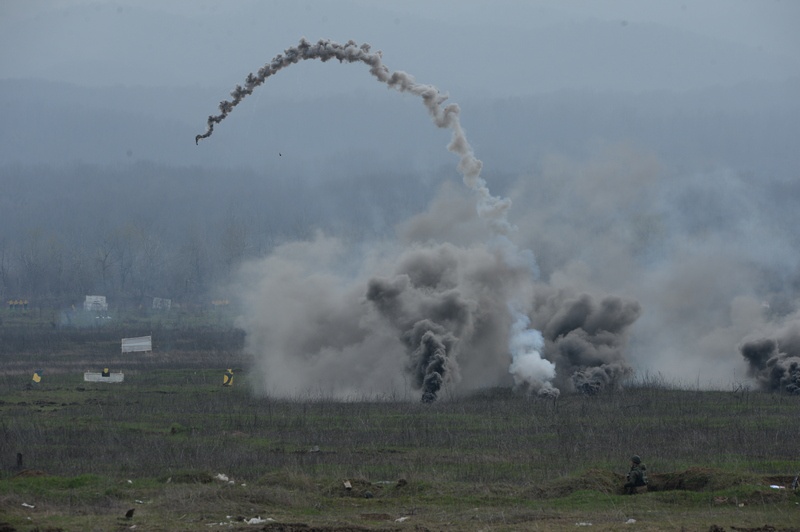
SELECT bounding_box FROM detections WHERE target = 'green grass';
[1,324,799,530]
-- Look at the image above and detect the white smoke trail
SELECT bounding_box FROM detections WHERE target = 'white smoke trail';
[196,37,511,234]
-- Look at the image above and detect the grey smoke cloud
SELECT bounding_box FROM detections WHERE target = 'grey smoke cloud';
[509,145,800,390]
[529,286,641,393]
[204,39,644,400]
[205,36,796,396]
[231,236,544,400]
[740,320,800,394]
[197,35,798,394]
[363,242,532,401]
[228,210,642,400]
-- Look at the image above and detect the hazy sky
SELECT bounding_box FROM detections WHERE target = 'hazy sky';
[1,0,797,96]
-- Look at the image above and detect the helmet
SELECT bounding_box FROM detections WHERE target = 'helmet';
[631,455,641,464]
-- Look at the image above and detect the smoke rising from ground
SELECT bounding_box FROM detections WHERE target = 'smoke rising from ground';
[203,38,800,400]
[229,225,640,400]
[232,235,537,399]
[508,313,558,397]
[204,38,619,401]
[529,287,640,393]
[740,318,800,394]
[508,145,800,390]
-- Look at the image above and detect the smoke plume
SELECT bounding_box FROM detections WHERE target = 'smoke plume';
[507,145,800,391]
[740,322,800,394]
[508,312,558,397]
[529,287,640,393]
[362,242,535,402]
[204,39,643,400]
[231,236,545,401]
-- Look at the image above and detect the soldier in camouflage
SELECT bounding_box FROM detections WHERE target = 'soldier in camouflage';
[624,455,648,494]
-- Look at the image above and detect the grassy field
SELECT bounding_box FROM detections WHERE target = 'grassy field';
[0,309,798,531]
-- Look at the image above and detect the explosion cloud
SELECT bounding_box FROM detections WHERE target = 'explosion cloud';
[362,243,531,402]
[740,324,800,394]
[529,287,640,393]
[202,38,643,401]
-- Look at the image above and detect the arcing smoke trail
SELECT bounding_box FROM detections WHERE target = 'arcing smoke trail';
[196,38,511,234]
[198,38,632,401]
[198,37,548,402]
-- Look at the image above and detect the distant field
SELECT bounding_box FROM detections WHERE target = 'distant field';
[0,311,798,531]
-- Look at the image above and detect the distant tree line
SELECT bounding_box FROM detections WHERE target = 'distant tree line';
[0,162,436,311]
[4,80,800,311]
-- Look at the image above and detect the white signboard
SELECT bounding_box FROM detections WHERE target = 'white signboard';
[121,335,152,353]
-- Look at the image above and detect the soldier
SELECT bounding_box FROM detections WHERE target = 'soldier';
[624,455,648,494]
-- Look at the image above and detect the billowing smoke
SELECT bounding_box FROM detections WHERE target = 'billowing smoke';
[202,39,643,401]
[740,324,800,394]
[364,274,467,403]
[529,287,640,393]
[508,312,558,397]
[362,242,537,402]
[506,144,800,391]
[231,236,543,401]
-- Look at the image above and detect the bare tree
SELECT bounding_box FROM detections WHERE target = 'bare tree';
[0,238,9,301]
[219,207,250,277]
[172,227,211,302]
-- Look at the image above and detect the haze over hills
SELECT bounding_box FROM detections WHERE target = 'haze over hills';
[2,77,798,181]
[2,0,796,174]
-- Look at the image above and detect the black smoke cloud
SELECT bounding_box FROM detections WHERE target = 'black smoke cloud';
[740,325,800,394]
[363,242,530,402]
[530,287,641,393]
[404,320,457,403]
[365,274,467,403]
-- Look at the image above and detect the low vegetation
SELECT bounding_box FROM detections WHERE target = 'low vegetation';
[0,310,798,531]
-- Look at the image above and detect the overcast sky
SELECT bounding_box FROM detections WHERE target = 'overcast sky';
[1,0,797,96]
